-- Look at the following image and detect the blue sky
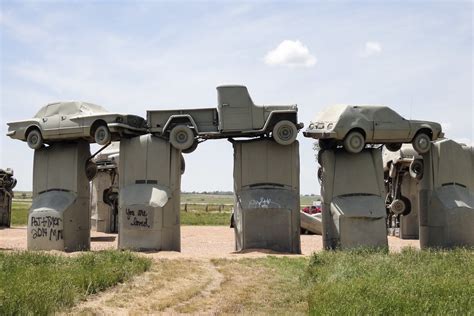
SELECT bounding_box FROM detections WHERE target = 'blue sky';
[0,0,472,194]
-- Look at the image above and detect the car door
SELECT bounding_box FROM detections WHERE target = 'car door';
[217,86,253,131]
[372,108,410,142]
[40,104,61,137]
[58,102,84,136]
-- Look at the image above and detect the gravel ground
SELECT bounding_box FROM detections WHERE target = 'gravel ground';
[0,226,419,258]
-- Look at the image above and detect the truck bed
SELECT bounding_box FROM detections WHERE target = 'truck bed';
[147,108,218,134]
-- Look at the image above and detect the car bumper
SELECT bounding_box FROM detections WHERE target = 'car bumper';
[6,130,15,137]
[108,123,147,133]
[303,130,337,139]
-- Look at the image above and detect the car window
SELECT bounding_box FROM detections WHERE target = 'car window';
[59,102,81,115]
[34,105,48,118]
[81,103,108,114]
[44,103,61,117]
[374,107,404,121]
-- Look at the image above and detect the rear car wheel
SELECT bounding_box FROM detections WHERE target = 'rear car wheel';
[272,120,298,145]
[390,199,406,215]
[409,159,424,179]
[343,130,365,153]
[412,132,431,154]
[385,143,402,152]
[94,125,112,145]
[170,125,195,150]
[26,128,44,150]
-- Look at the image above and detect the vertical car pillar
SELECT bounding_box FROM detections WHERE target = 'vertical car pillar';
[419,139,474,248]
[232,139,301,254]
[320,148,388,250]
[0,169,16,227]
[28,141,91,251]
[118,134,182,251]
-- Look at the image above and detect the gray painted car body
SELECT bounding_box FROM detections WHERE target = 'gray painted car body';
[147,85,301,139]
[304,105,443,143]
[6,101,146,143]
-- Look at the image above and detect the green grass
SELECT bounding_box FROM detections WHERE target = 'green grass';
[0,250,151,315]
[181,211,231,226]
[304,248,474,315]
[10,201,29,226]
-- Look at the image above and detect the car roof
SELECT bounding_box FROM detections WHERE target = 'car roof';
[34,101,108,117]
[313,104,398,122]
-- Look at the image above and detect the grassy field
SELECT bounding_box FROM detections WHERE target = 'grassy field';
[0,251,151,315]
[304,248,474,314]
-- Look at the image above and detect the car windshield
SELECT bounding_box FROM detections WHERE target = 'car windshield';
[314,104,347,122]
[33,105,49,118]
[80,102,109,115]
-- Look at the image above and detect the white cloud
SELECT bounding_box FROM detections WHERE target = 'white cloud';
[361,41,382,57]
[264,40,317,67]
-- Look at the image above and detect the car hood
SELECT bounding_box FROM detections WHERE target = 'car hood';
[7,118,40,126]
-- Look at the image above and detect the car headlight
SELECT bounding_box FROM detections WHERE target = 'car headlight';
[309,123,315,130]
[327,123,334,130]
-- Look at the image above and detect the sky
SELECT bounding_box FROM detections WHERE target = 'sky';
[0,0,472,194]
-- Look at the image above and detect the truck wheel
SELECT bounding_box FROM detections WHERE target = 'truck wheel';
[182,140,198,154]
[386,143,402,152]
[343,130,365,153]
[26,128,44,150]
[273,120,298,145]
[170,125,195,150]
[412,132,431,154]
[94,125,111,145]
[390,199,406,215]
[85,161,98,181]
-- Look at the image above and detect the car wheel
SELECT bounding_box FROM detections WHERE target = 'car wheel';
[389,199,406,215]
[272,120,298,145]
[170,125,195,150]
[85,161,98,181]
[385,143,402,152]
[409,159,424,179]
[412,132,431,154]
[182,140,198,154]
[94,125,112,145]
[26,128,44,150]
[180,154,186,175]
[343,130,365,153]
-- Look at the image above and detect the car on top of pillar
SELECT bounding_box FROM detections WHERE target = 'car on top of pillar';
[147,85,304,153]
[303,104,444,154]
[6,101,147,149]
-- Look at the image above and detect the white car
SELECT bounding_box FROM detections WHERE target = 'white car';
[7,101,147,149]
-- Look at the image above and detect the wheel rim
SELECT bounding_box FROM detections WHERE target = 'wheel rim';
[277,125,294,141]
[416,135,430,152]
[176,131,189,144]
[349,134,363,150]
[97,129,106,142]
[30,134,39,145]
[391,200,405,214]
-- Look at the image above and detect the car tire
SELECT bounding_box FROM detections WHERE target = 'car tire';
[273,120,298,145]
[386,143,402,152]
[182,140,198,154]
[412,132,431,154]
[343,130,365,153]
[94,125,112,145]
[170,125,195,150]
[180,154,186,175]
[409,159,424,179]
[390,199,406,215]
[26,128,44,150]
[85,161,98,181]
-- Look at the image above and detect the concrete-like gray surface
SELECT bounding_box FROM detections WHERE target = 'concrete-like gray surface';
[320,148,388,249]
[419,139,474,248]
[0,168,16,227]
[232,139,301,254]
[118,135,182,251]
[28,141,91,251]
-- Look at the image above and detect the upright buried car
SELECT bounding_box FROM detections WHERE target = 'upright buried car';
[304,105,443,154]
[7,101,147,149]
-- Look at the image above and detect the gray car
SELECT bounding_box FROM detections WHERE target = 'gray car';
[7,101,147,149]
[303,105,444,154]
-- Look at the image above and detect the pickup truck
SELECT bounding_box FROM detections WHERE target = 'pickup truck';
[147,85,303,152]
